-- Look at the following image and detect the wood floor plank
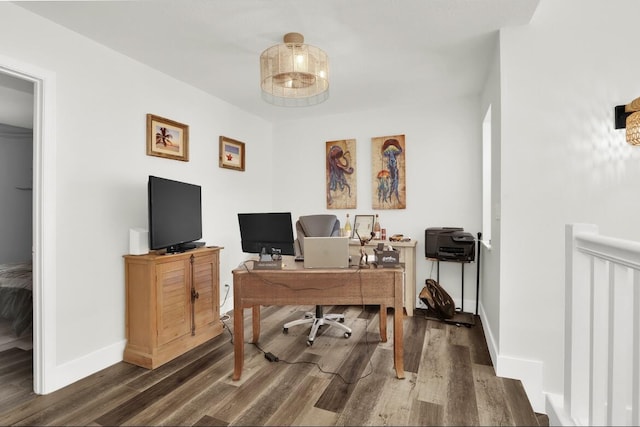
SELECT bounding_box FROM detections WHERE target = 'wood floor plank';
[416,327,448,405]
[0,384,36,415]
[313,331,379,413]
[123,345,235,426]
[193,414,229,426]
[473,363,513,426]
[291,406,339,426]
[409,399,444,426]
[42,385,140,427]
[124,335,228,392]
[333,347,393,426]
[403,313,428,373]
[369,371,417,426]
[0,347,31,367]
[448,315,493,366]
[0,305,543,427]
[94,346,226,426]
[444,343,479,426]
[164,382,237,426]
[210,332,315,423]
[502,377,540,426]
[0,360,142,426]
[232,354,320,426]
[265,374,332,426]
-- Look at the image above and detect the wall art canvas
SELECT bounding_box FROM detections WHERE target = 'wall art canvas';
[326,139,356,209]
[372,134,406,209]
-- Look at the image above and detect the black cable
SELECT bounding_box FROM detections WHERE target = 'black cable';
[220,315,233,344]
[250,341,373,385]
[219,284,231,322]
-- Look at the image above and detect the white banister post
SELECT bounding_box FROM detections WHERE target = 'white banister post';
[565,223,598,425]
[633,269,640,426]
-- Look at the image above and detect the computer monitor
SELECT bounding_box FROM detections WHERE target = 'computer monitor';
[237,212,295,256]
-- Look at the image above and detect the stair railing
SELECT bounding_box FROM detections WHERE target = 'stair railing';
[565,224,640,426]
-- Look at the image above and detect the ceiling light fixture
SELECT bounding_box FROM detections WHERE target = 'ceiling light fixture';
[260,32,329,107]
[614,97,640,146]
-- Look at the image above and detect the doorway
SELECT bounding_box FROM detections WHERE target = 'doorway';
[0,59,56,394]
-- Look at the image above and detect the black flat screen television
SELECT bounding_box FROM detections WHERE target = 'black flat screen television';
[237,212,295,256]
[148,175,202,253]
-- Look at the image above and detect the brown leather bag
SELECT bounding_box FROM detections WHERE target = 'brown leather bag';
[419,279,455,319]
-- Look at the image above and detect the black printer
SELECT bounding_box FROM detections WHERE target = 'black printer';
[425,227,476,262]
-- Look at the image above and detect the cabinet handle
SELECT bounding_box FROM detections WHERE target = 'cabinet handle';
[190,255,197,336]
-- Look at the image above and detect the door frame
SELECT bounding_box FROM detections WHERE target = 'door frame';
[0,55,56,394]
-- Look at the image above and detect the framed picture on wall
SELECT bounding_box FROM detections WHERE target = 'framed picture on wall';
[219,136,246,171]
[146,114,189,161]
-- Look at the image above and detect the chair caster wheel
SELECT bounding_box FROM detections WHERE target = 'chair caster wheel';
[344,332,352,339]
[283,328,288,334]
[306,340,313,346]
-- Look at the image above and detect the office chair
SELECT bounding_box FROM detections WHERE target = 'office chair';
[283,214,352,346]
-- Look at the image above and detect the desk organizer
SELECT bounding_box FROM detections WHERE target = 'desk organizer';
[374,247,399,267]
[254,259,282,270]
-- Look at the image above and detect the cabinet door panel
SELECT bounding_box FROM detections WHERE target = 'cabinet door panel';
[193,254,219,328]
[156,259,190,346]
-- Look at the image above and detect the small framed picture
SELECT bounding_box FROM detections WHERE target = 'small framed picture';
[219,136,246,171]
[146,114,189,161]
[352,214,375,240]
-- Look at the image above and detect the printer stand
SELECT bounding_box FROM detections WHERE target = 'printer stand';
[430,232,482,316]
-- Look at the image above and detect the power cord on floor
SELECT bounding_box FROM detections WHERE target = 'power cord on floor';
[251,341,372,385]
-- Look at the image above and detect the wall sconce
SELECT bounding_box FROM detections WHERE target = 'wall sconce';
[614,97,640,146]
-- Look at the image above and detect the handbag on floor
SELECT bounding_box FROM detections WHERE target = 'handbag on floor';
[419,278,455,319]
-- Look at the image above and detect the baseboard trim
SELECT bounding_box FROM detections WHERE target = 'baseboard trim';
[546,392,576,426]
[43,339,126,394]
[478,302,545,415]
[478,302,498,366]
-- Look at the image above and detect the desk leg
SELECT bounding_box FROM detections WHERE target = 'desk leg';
[394,306,405,379]
[251,305,261,343]
[379,305,388,342]
[233,305,244,381]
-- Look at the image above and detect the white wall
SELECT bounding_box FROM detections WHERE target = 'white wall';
[272,98,482,310]
[479,40,502,365]
[0,84,33,128]
[497,0,640,414]
[0,3,273,391]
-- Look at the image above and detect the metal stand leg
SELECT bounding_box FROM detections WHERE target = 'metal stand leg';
[461,263,464,313]
[476,232,482,316]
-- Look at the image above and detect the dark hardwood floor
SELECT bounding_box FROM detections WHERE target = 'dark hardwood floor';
[0,305,548,426]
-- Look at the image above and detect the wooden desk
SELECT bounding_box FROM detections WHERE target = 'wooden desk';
[349,239,418,316]
[232,259,405,381]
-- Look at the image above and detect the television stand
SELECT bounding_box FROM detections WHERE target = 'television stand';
[123,246,223,369]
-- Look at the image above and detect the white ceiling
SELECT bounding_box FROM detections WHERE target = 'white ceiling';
[15,0,539,123]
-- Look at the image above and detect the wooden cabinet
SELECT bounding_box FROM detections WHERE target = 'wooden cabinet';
[123,246,223,369]
[349,239,417,316]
